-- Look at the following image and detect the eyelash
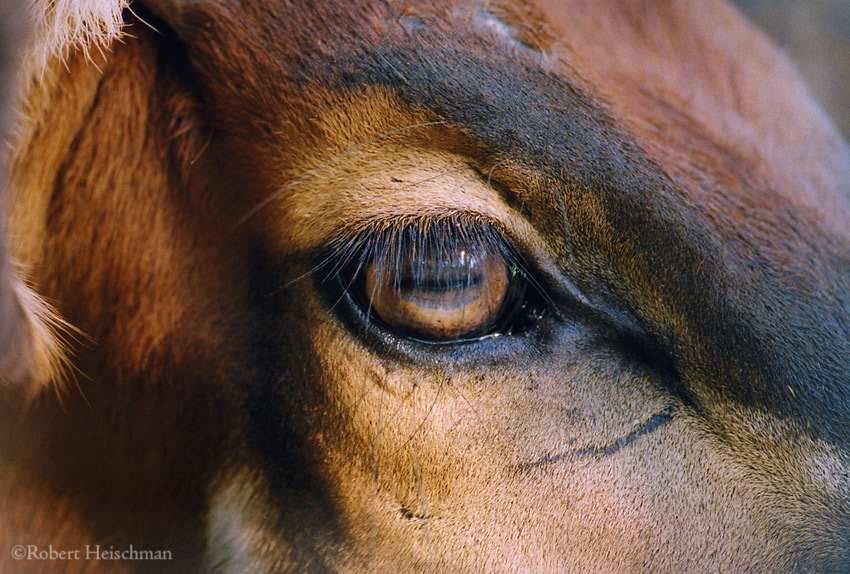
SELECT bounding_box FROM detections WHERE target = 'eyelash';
[327,216,511,281]
[320,214,549,344]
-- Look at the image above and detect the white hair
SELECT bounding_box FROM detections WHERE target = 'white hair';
[28,0,127,70]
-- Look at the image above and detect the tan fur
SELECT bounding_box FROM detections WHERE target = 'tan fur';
[266,91,548,257]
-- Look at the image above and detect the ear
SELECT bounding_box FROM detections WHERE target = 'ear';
[22,0,125,71]
[1,1,78,392]
[0,1,58,390]
[0,0,29,386]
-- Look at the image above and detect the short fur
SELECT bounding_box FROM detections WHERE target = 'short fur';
[2,0,850,572]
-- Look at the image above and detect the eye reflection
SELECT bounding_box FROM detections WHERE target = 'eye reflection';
[364,245,510,341]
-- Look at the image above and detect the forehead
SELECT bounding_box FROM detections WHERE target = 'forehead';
[176,0,850,227]
[182,2,676,283]
[174,0,850,296]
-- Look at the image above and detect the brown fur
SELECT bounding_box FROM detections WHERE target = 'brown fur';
[2,0,850,572]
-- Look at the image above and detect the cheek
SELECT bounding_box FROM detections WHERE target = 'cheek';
[235,267,834,570]
[272,284,674,541]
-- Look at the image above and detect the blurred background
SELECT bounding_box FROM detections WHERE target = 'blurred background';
[731,0,850,141]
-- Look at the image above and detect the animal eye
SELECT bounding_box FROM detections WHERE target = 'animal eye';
[332,218,537,343]
[364,245,511,341]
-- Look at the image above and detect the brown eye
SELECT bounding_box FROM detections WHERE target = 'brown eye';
[363,246,511,341]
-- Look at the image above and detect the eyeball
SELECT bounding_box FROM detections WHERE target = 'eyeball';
[363,245,510,341]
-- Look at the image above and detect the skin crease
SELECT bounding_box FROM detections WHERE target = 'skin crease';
[1,1,850,573]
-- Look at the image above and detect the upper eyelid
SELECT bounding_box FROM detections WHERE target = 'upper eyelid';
[320,214,571,315]
[279,154,535,257]
[324,214,518,271]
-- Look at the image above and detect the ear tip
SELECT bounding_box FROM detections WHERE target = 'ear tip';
[0,269,73,396]
[0,270,39,389]
[23,0,127,71]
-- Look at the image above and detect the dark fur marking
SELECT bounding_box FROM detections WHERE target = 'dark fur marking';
[329,42,850,445]
[513,407,676,473]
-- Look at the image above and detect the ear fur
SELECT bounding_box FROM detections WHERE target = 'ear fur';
[25,0,127,72]
[1,0,118,392]
[0,275,74,396]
